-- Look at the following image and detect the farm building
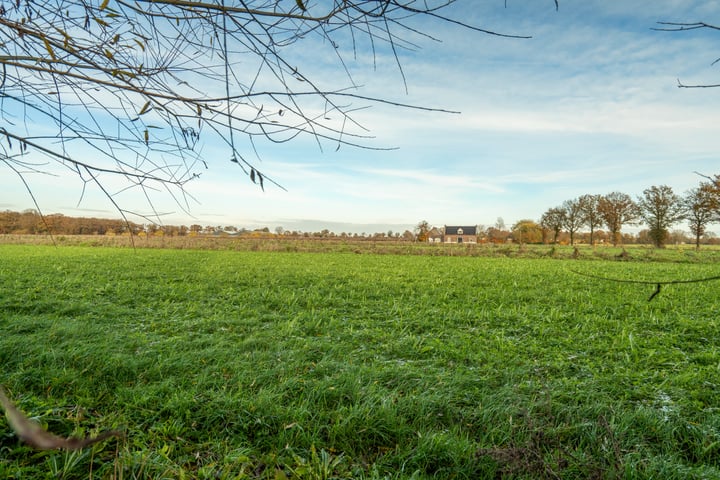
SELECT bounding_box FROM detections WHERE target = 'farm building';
[427,227,444,243]
[443,226,477,244]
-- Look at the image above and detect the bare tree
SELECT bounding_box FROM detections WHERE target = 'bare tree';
[577,194,603,246]
[598,192,639,246]
[683,183,718,248]
[560,198,586,246]
[0,1,532,223]
[637,185,685,248]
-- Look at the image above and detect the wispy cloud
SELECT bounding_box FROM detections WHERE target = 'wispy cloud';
[352,167,505,192]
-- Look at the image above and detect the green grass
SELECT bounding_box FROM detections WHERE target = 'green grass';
[1,244,720,478]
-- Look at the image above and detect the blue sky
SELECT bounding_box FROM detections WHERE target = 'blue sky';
[2,1,720,234]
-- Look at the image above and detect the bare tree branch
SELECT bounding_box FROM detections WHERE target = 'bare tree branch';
[0,0,536,223]
[653,21,720,32]
[655,21,720,88]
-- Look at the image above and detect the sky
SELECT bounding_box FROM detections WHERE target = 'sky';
[2,1,720,234]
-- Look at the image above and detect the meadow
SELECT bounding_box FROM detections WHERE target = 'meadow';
[1,243,719,479]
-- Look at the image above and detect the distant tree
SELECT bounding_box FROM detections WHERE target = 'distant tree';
[668,229,690,245]
[561,198,587,246]
[16,209,41,234]
[637,185,685,248]
[598,192,639,246]
[704,231,719,244]
[540,207,565,244]
[485,226,509,243]
[636,229,651,245]
[415,220,431,242]
[577,194,603,246]
[0,210,21,234]
[683,183,718,249]
[512,219,543,244]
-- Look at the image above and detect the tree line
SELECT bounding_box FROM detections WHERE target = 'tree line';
[4,175,719,246]
[535,175,719,248]
[0,210,419,240]
[411,175,720,248]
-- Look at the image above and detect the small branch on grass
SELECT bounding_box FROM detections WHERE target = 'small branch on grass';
[0,385,123,450]
[569,269,720,301]
[598,415,623,475]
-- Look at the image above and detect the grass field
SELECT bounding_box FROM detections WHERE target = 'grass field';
[1,244,720,479]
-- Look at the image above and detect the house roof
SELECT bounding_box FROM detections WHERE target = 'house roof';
[445,225,477,235]
[427,227,443,238]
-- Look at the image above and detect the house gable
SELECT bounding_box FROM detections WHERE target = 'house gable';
[443,225,477,244]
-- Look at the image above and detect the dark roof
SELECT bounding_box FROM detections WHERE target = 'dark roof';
[445,225,477,235]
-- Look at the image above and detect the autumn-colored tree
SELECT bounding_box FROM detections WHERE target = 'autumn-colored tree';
[0,209,143,235]
[485,226,510,244]
[636,185,685,248]
[0,211,20,234]
[414,220,431,242]
[683,183,718,249]
[598,192,639,246]
[512,219,543,244]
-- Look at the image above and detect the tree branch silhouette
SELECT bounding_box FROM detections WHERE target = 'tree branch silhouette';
[653,21,720,88]
[0,0,538,226]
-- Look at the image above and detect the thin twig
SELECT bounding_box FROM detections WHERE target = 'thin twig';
[570,269,720,286]
[569,269,720,302]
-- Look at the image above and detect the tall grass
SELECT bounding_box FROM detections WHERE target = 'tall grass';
[0,245,719,478]
[3,233,720,263]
